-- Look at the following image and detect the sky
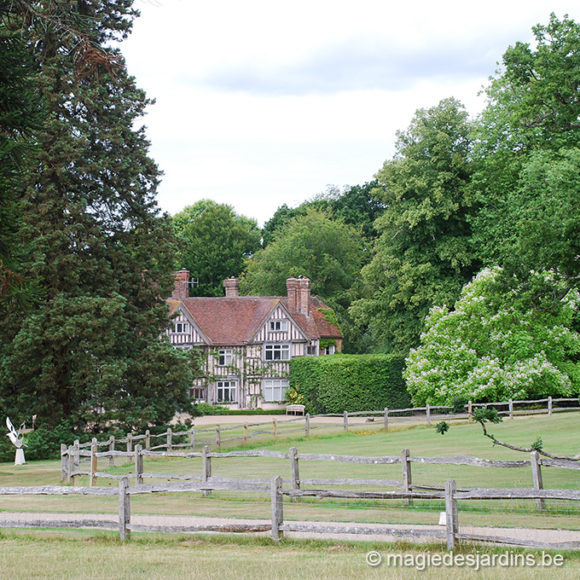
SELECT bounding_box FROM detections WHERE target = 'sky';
[122,0,579,226]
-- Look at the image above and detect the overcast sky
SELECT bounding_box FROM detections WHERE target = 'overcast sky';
[123,0,579,226]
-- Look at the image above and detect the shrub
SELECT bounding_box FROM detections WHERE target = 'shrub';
[289,354,409,414]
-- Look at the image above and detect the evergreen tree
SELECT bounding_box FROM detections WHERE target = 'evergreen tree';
[0,1,193,431]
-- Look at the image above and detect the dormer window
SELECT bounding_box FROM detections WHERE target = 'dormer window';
[269,319,288,332]
[174,322,190,334]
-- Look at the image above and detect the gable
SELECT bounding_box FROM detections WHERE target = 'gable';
[251,303,309,344]
[169,303,210,345]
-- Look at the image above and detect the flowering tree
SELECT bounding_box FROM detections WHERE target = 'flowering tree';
[404,267,579,405]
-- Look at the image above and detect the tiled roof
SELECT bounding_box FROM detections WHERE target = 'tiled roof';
[174,295,342,346]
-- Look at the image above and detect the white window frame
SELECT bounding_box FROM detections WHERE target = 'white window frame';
[218,348,234,366]
[265,344,290,361]
[269,319,288,332]
[216,380,237,403]
[174,322,190,334]
[263,379,289,403]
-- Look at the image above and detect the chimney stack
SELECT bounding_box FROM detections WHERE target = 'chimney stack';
[224,277,239,297]
[173,269,190,300]
[286,276,311,316]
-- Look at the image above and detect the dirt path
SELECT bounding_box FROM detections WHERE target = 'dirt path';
[1,512,579,547]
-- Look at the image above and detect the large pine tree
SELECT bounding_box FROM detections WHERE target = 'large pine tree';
[0,1,193,431]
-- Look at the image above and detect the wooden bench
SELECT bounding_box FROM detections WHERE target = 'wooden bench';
[286,404,305,416]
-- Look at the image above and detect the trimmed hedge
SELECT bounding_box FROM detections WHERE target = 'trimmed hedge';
[289,354,410,414]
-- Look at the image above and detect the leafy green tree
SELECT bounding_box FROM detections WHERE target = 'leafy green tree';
[351,98,479,355]
[262,181,385,249]
[172,200,261,296]
[404,267,579,406]
[471,14,580,271]
[241,209,364,349]
[0,1,194,431]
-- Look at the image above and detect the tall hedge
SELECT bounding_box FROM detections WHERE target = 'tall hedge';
[289,354,409,414]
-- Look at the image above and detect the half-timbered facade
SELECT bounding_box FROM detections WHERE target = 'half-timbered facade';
[167,271,342,409]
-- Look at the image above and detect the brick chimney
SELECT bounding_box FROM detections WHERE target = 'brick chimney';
[173,269,190,300]
[286,276,311,316]
[224,277,239,297]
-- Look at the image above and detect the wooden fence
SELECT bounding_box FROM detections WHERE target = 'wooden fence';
[60,397,579,462]
[60,444,579,513]
[1,477,579,549]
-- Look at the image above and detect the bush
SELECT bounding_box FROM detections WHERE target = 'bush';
[289,354,409,414]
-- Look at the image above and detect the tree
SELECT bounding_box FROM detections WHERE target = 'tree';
[262,181,385,249]
[470,14,580,271]
[0,1,194,431]
[241,209,364,349]
[0,1,44,304]
[351,98,479,355]
[404,267,579,406]
[172,200,261,297]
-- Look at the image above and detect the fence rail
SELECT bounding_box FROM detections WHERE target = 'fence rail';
[63,397,579,460]
[60,443,579,515]
[1,477,578,549]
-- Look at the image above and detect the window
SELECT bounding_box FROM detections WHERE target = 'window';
[174,322,190,334]
[265,344,290,361]
[326,345,336,355]
[263,379,289,402]
[218,349,234,366]
[269,319,288,332]
[190,387,206,401]
[217,380,237,403]
[306,345,317,356]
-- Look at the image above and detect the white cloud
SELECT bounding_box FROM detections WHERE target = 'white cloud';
[125,0,579,225]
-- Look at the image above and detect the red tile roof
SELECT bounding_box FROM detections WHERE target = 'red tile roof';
[173,295,342,346]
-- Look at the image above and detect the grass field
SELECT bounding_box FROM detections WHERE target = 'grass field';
[0,413,578,578]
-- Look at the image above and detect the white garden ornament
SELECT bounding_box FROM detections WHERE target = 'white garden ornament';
[6,417,25,465]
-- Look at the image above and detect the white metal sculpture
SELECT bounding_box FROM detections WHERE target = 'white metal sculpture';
[6,417,25,465]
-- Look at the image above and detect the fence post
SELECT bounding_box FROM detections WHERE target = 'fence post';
[68,445,75,485]
[548,396,553,417]
[72,440,80,485]
[273,418,278,439]
[271,475,284,541]
[108,436,115,467]
[145,430,151,451]
[305,413,310,437]
[468,401,473,423]
[343,411,349,432]
[118,477,131,541]
[509,399,513,419]
[60,444,68,482]
[530,451,544,510]
[216,425,221,449]
[445,479,458,550]
[401,448,412,505]
[384,407,389,431]
[289,447,300,492]
[426,404,431,426]
[202,445,212,496]
[166,428,173,452]
[133,444,143,485]
[189,427,196,449]
[90,439,98,487]
[244,424,249,443]
[126,433,133,453]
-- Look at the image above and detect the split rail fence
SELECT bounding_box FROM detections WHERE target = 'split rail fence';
[1,477,579,550]
[59,396,580,463]
[60,444,579,514]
